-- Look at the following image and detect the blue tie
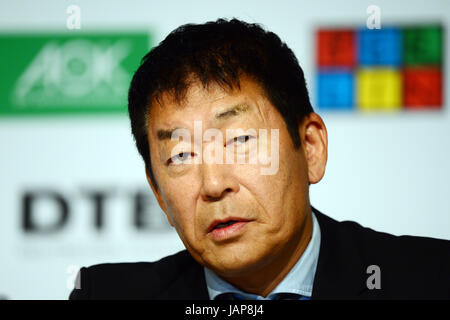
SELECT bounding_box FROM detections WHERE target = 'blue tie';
[272,293,311,300]
[215,292,310,300]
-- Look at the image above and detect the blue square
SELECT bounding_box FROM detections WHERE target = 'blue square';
[358,27,402,66]
[317,71,354,110]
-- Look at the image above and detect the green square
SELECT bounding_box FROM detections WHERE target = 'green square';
[0,32,151,116]
[403,25,443,66]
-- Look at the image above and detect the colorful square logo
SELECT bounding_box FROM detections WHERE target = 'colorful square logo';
[316,24,443,112]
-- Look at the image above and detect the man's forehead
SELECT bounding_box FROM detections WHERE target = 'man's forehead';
[152,79,231,111]
[148,79,270,131]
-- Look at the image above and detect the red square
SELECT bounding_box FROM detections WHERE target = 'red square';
[404,68,443,109]
[317,29,355,67]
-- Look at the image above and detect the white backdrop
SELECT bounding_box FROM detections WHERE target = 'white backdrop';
[0,0,449,299]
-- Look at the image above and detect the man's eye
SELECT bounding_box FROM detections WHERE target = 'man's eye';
[168,152,194,165]
[233,135,252,145]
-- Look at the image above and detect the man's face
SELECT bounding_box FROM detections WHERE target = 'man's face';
[146,76,326,277]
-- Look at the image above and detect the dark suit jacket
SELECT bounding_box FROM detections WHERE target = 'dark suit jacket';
[69,207,450,300]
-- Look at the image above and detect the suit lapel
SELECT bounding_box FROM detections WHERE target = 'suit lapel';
[158,252,210,300]
[311,207,370,299]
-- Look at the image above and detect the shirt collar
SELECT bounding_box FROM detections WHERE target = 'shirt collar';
[204,211,321,300]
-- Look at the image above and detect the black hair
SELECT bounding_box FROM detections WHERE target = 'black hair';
[128,18,314,189]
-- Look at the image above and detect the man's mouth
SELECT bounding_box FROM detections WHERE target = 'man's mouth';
[213,220,239,230]
[207,218,252,241]
[208,218,250,232]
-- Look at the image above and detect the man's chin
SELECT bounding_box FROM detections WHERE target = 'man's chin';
[204,250,269,277]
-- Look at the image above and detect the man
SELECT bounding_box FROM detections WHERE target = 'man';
[69,18,450,300]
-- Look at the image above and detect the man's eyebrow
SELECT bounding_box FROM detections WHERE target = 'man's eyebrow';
[156,104,250,140]
[214,104,250,121]
[157,127,181,140]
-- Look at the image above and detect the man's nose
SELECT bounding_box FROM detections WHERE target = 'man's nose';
[199,163,239,202]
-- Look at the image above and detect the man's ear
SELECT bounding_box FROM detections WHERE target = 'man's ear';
[145,167,175,227]
[300,112,328,184]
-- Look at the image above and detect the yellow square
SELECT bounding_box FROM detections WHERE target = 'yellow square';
[357,69,402,112]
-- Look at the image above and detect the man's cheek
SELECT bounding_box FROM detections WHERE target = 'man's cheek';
[164,209,185,233]
[175,215,199,241]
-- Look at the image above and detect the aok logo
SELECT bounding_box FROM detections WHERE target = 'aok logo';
[14,39,130,105]
[0,33,150,115]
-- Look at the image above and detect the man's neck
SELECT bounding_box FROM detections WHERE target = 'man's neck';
[220,211,313,297]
